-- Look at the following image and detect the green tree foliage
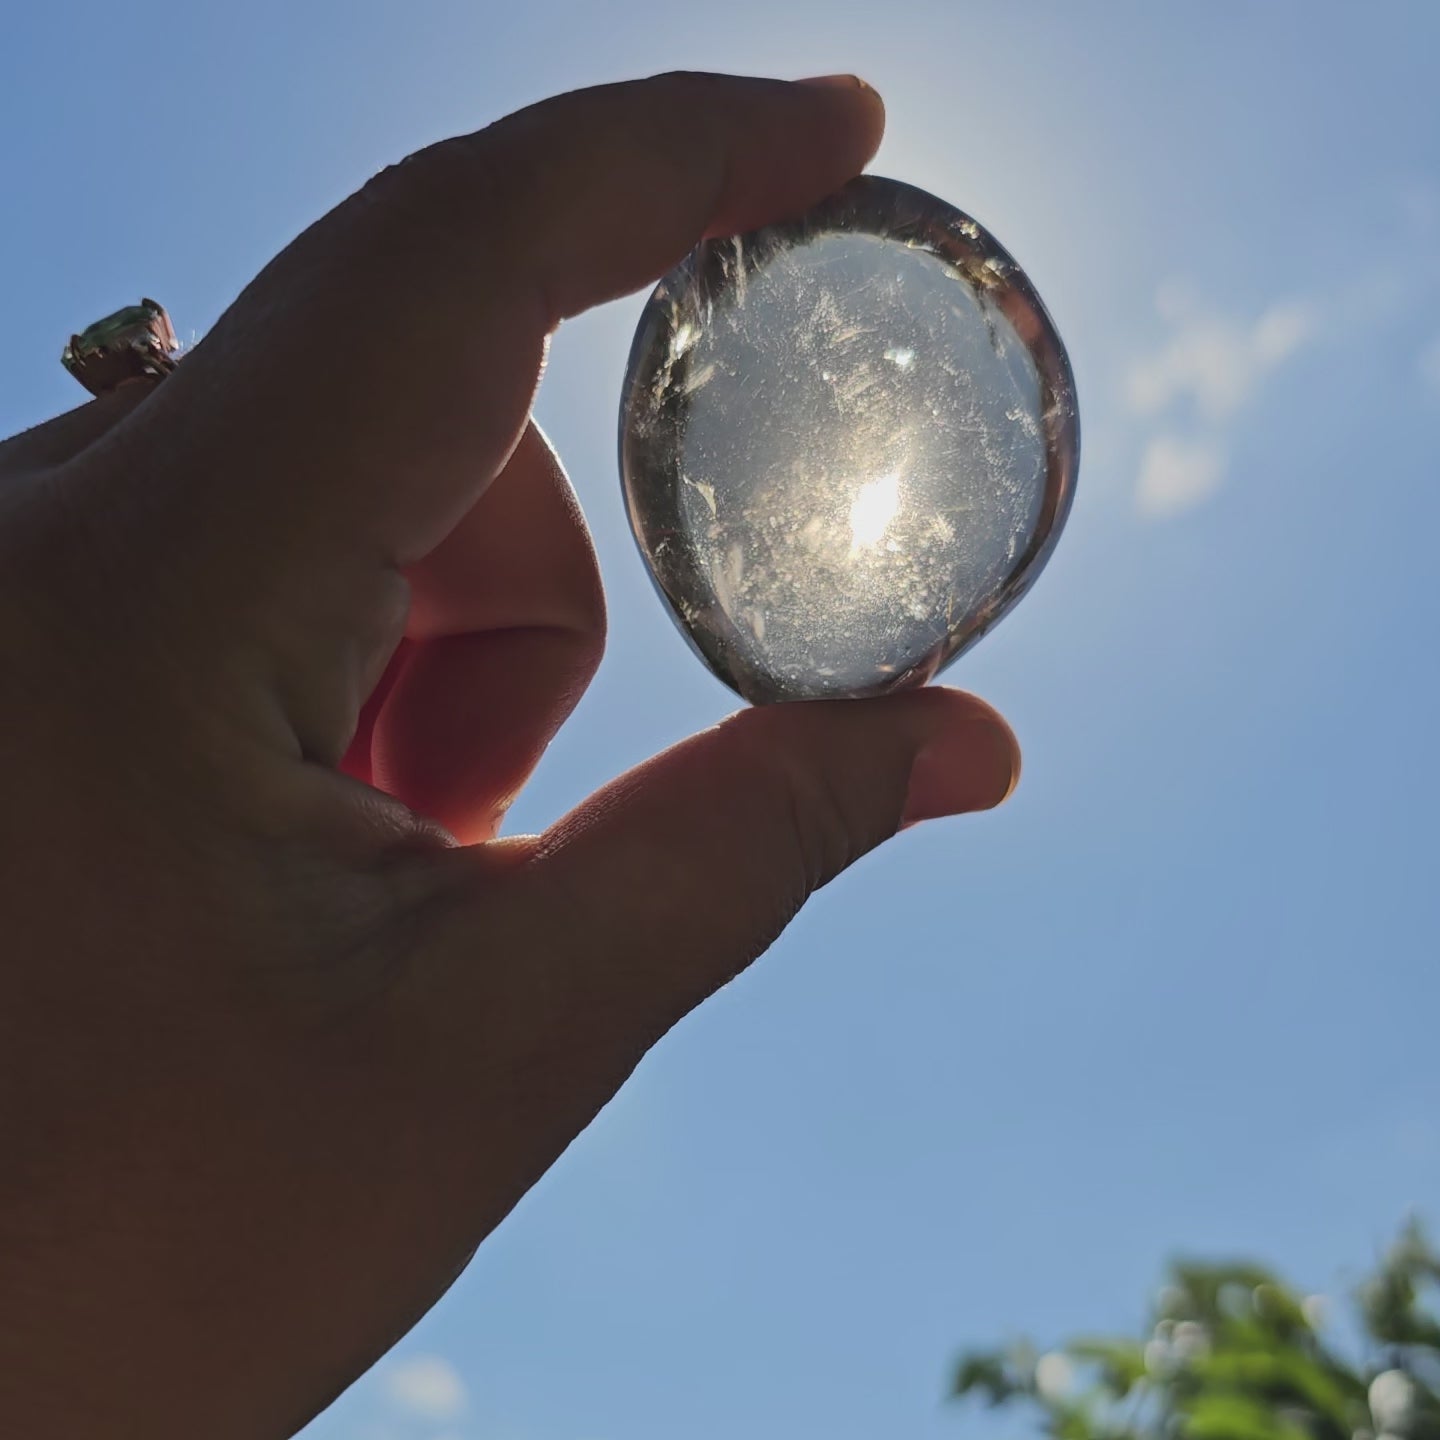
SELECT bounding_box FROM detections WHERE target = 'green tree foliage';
[952,1221,1440,1440]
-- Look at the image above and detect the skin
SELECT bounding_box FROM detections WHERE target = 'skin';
[0,72,1020,1439]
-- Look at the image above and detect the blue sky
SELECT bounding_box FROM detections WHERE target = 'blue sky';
[5,4,1439,1438]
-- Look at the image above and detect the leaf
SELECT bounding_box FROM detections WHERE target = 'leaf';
[1182,1392,1312,1440]
[1049,1401,1102,1440]
[1361,1220,1440,1353]
[953,1351,1024,1405]
[1168,1264,1286,1327]
[1189,1348,1364,1429]
[1067,1338,1150,1398]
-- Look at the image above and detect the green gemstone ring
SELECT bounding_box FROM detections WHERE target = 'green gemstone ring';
[61,298,180,396]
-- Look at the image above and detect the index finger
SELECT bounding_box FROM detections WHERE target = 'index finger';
[85,72,884,766]
[115,72,885,565]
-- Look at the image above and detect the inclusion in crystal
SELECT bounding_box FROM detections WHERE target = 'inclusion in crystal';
[618,175,1079,704]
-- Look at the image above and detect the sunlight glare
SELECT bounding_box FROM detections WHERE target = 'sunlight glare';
[849,470,903,553]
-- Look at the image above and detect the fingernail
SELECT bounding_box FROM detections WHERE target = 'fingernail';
[796,73,874,92]
[901,719,1021,828]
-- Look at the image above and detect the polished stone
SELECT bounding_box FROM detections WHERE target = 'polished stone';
[620,175,1079,703]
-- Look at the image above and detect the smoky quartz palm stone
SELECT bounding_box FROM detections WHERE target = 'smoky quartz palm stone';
[619,175,1079,704]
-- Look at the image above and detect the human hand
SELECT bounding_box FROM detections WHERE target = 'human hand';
[0,73,1019,1439]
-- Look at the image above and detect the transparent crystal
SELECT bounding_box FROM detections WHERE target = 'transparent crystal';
[619,175,1079,704]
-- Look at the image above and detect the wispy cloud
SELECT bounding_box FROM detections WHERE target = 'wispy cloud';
[382,1354,469,1424]
[1136,435,1227,518]
[1127,291,1316,424]
[1125,285,1318,518]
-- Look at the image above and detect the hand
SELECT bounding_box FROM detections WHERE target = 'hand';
[0,72,1019,1439]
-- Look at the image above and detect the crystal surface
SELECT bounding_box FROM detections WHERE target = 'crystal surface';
[619,175,1079,704]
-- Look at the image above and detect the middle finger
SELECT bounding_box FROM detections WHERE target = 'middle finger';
[343,422,605,844]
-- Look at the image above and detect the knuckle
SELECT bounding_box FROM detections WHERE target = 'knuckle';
[351,130,508,262]
[782,754,870,892]
[715,709,872,896]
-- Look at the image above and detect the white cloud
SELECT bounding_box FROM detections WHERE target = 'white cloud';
[383,1355,468,1423]
[1136,435,1226,518]
[1126,296,1317,424]
[1125,286,1318,518]
[1419,335,1440,396]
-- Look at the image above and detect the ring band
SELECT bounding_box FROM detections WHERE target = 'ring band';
[62,299,180,397]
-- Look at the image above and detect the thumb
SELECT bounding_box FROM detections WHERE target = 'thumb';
[526,686,1019,1031]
